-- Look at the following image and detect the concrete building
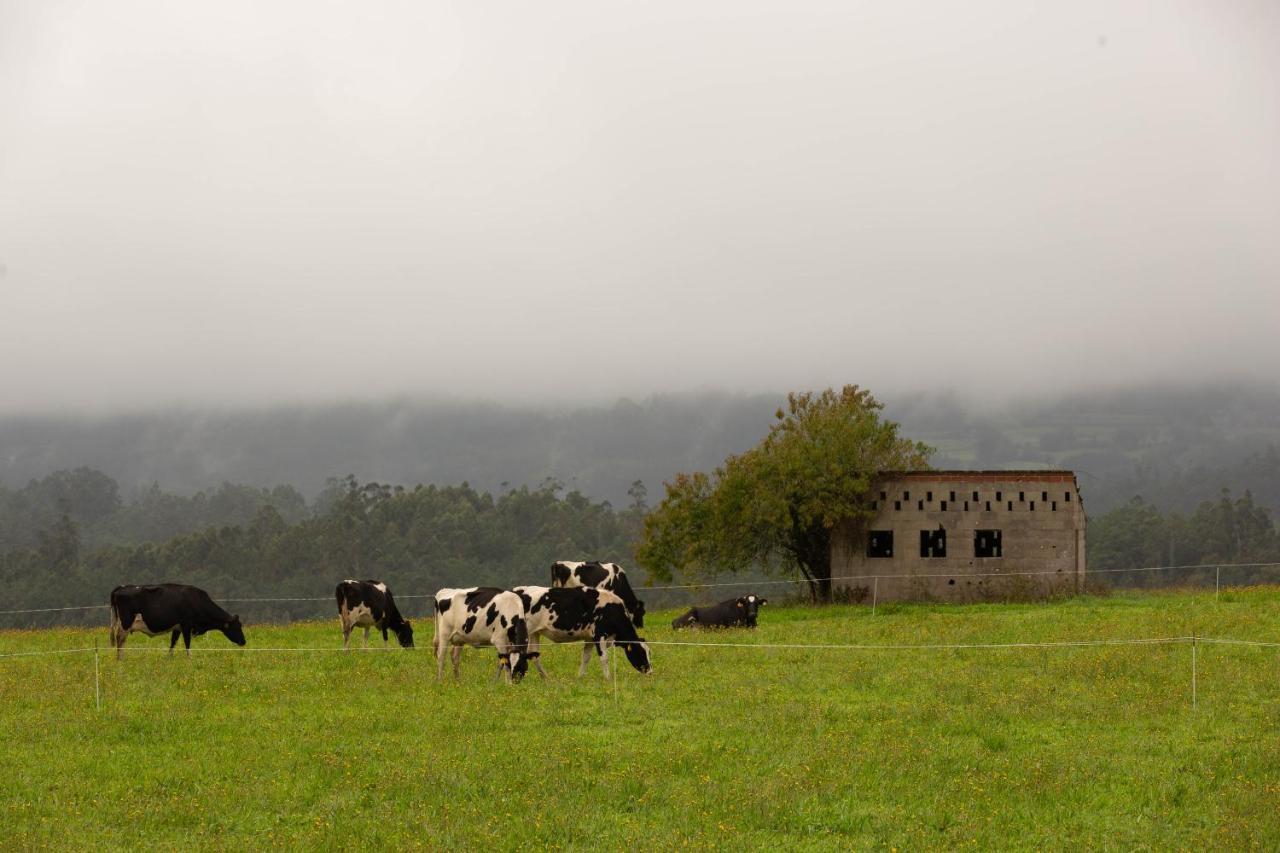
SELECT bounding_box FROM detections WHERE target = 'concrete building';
[830,471,1086,602]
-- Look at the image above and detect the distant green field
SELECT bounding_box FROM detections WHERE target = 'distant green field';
[3,589,1279,849]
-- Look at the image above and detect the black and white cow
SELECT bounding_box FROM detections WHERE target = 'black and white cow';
[671,594,767,630]
[335,579,414,650]
[109,583,246,659]
[512,585,652,679]
[549,561,646,628]
[433,587,530,683]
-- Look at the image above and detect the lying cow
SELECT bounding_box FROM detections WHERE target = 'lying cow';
[433,587,530,683]
[335,579,414,650]
[109,583,246,659]
[671,594,767,630]
[550,560,646,628]
[513,585,652,679]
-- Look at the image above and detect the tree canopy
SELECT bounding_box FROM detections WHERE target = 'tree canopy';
[636,385,933,600]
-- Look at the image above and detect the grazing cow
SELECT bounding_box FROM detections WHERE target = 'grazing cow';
[335,579,414,650]
[433,587,530,683]
[671,594,767,630]
[512,585,652,679]
[549,561,646,628]
[109,583,246,659]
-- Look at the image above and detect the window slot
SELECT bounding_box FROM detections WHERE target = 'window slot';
[867,530,894,558]
[919,527,947,558]
[940,500,948,511]
[974,529,1003,558]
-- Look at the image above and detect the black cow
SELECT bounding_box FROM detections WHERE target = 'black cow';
[109,583,246,659]
[550,561,646,628]
[671,594,767,630]
[433,587,530,683]
[335,579,414,650]
[513,585,652,679]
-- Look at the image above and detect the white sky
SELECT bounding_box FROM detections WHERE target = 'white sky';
[1,0,1277,412]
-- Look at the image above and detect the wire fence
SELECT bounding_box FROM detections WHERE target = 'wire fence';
[2,633,1277,716]
[1,560,1278,627]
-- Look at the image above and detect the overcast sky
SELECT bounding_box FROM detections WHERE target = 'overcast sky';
[1,0,1277,413]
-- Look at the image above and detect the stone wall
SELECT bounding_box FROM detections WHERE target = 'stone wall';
[830,471,1086,603]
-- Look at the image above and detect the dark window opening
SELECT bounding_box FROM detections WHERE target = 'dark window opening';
[1029,501,1035,511]
[1019,491,1025,502]
[1052,501,1057,511]
[894,501,901,511]
[1065,492,1072,502]
[940,500,948,511]
[917,500,924,510]
[972,491,979,502]
[1042,491,1048,502]
[867,530,894,558]
[996,491,1002,501]
[949,491,956,502]
[964,501,969,511]
[1007,501,1013,511]
[926,491,933,502]
[947,578,955,585]
[903,491,910,501]
[870,501,878,511]
[920,527,947,558]
[985,501,992,511]
[880,491,887,501]
[974,529,1003,558]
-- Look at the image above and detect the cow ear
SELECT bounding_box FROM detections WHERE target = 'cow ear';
[737,602,744,609]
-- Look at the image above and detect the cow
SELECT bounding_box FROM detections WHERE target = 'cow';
[433,587,530,683]
[109,583,246,659]
[512,585,652,680]
[671,594,767,630]
[335,579,414,650]
[549,561,646,628]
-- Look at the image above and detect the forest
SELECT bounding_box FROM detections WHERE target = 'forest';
[2,384,1278,623]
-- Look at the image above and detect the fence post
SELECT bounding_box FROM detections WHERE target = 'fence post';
[1191,635,1197,710]
[872,577,878,616]
[1215,566,1221,602]
[94,640,101,711]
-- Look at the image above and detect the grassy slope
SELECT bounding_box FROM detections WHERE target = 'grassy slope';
[2,589,1279,850]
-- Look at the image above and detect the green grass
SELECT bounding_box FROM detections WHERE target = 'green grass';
[3,588,1279,849]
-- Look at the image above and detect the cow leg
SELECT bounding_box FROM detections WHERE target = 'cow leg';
[578,641,592,677]
[363,626,370,650]
[115,630,127,661]
[169,629,181,656]
[451,645,463,680]
[492,653,506,683]
[435,637,446,681]
[342,622,352,651]
[598,639,612,680]
[529,638,547,679]
[182,626,193,657]
[382,626,390,647]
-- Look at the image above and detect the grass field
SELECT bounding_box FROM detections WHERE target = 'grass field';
[2,588,1279,849]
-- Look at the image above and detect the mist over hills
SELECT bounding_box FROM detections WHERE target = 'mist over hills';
[2,384,1279,517]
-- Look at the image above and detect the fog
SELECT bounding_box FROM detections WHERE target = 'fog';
[2,0,1277,414]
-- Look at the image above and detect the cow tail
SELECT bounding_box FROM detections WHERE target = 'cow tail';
[108,593,125,649]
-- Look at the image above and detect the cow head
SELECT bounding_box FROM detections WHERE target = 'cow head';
[619,640,653,674]
[506,617,530,682]
[740,595,766,625]
[393,620,414,649]
[222,616,246,646]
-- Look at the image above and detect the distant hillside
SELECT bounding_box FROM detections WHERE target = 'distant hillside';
[2,384,1278,515]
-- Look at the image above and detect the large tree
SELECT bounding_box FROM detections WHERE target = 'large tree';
[636,385,932,600]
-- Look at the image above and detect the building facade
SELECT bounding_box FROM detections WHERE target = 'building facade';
[830,471,1086,602]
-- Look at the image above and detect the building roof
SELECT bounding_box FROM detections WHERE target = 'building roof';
[877,470,1079,484]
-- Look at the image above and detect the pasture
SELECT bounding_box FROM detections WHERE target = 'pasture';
[2,588,1279,849]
